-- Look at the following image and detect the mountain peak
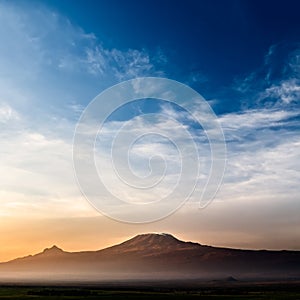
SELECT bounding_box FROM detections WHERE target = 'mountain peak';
[42,245,64,254]
[117,233,186,251]
[133,232,179,242]
[134,233,178,241]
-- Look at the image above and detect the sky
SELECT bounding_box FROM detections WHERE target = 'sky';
[0,0,299,261]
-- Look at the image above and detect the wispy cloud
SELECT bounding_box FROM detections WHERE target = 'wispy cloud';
[233,42,300,109]
[0,103,19,123]
[0,2,167,218]
[219,108,298,131]
[0,2,165,113]
[261,78,300,104]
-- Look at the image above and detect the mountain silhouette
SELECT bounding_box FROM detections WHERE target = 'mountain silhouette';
[0,233,299,282]
[42,245,64,255]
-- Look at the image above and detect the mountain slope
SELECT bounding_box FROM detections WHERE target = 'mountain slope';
[0,233,299,281]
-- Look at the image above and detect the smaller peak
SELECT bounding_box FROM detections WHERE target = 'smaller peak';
[43,245,64,253]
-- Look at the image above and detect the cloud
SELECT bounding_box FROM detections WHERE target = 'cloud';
[262,78,300,104]
[0,104,19,123]
[216,106,300,208]
[219,108,298,131]
[233,42,300,109]
[0,2,167,217]
[83,46,164,80]
[0,115,96,217]
[1,2,161,81]
[87,97,299,219]
[93,112,198,207]
[0,1,165,117]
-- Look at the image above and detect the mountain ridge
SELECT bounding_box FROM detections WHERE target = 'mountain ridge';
[10,233,298,260]
[0,233,299,282]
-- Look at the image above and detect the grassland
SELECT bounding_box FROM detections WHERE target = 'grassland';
[0,282,300,300]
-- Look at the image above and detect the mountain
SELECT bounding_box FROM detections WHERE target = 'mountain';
[0,233,299,282]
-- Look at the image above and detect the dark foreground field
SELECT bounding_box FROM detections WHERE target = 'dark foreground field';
[0,281,300,300]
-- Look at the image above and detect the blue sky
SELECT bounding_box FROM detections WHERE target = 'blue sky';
[0,0,299,258]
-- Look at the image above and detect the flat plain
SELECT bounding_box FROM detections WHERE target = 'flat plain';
[0,281,300,300]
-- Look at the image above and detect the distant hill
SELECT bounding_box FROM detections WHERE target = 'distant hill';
[0,233,299,282]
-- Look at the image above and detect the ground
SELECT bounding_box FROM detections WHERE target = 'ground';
[0,281,300,299]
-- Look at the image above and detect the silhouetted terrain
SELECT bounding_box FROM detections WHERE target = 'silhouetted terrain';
[0,233,299,282]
